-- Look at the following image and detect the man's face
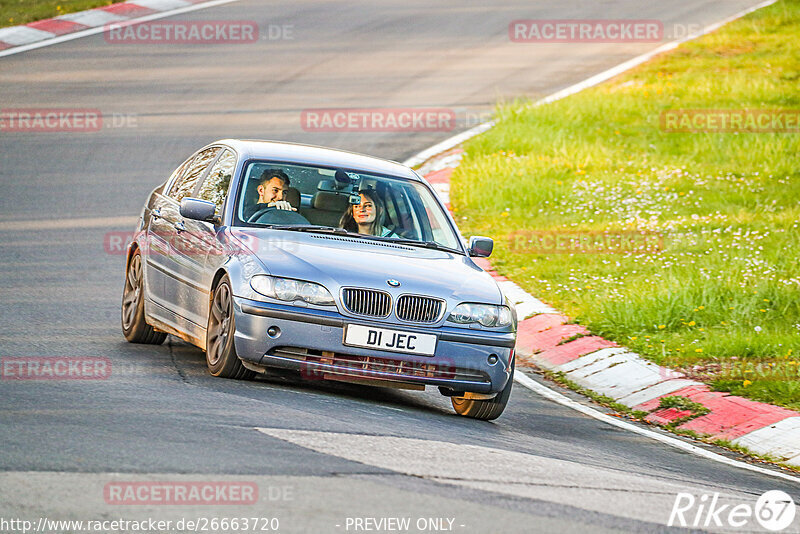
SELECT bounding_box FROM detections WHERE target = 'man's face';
[257,177,287,204]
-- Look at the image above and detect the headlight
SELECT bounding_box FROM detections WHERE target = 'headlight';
[447,303,513,327]
[250,275,335,306]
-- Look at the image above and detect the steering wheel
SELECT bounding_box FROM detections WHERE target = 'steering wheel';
[247,206,310,225]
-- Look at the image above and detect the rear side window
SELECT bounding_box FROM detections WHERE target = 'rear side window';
[197,149,236,210]
[168,147,221,202]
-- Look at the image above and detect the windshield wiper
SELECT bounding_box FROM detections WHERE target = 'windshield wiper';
[381,238,463,254]
[265,225,352,236]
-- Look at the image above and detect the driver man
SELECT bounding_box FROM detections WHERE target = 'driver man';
[243,169,296,220]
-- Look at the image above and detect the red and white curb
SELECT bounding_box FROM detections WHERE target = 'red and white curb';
[0,0,240,57]
[420,149,800,469]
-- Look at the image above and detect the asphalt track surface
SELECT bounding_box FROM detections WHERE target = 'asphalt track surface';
[1,1,798,532]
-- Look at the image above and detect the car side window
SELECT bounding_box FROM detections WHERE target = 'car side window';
[165,155,194,194]
[168,147,221,202]
[196,149,236,210]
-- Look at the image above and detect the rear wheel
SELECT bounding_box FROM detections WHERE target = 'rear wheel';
[206,276,254,379]
[122,250,166,344]
[451,358,514,420]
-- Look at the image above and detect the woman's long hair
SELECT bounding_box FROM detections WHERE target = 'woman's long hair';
[339,189,385,235]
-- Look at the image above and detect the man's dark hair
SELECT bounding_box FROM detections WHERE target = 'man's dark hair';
[258,169,290,187]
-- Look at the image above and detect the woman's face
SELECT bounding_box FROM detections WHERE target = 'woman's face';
[353,194,376,224]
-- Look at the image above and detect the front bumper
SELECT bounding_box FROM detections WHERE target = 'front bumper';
[233,297,515,394]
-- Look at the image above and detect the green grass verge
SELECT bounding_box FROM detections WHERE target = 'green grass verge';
[453,0,800,410]
[0,0,121,28]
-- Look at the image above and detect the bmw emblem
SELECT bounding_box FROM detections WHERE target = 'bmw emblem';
[387,279,401,287]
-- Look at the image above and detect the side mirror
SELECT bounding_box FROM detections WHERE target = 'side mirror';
[468,236,493,258]
[180,198,219,224]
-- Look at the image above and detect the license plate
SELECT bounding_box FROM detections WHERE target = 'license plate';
[344,325,437,356]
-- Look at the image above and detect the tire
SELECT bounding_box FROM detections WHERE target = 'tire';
[451,358,514,420]
[206,276,254,380]
[121,250,167,344]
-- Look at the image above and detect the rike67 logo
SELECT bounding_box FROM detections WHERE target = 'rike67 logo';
[669,490,796,531]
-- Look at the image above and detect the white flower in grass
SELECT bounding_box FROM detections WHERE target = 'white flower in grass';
[754,326,762,333]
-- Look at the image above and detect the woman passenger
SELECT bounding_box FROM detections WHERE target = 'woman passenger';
[339,189,395,237]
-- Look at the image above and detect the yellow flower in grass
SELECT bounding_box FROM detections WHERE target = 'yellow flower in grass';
[658,324,666,329]
[688,321,696,326]
[695,348,703,353]
[743,380,752,387]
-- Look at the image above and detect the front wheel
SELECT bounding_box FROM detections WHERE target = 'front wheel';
[451,358,514,420]
[206,276,254,380]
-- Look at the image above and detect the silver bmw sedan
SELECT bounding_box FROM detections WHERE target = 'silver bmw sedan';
[121,139,516,419]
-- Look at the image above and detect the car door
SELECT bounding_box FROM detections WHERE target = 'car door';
[144,152,196,314]
[146,146,221,330]
[170,148,237,328]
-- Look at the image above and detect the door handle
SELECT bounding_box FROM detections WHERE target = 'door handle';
[173,221,186,234]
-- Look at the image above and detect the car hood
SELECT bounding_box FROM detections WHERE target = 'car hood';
[230,228,503,304]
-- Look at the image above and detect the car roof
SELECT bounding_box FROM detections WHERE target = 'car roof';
[211,139,421,181]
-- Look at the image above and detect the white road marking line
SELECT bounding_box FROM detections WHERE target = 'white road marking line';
[0,0,243,58]
[512,371,800,484]
[254,427,780,526]
[0,215,138,231]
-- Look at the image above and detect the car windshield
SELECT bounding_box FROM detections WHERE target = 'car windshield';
[234,161,462,251]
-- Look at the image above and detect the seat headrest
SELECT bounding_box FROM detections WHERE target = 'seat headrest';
[285,187,301,209]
